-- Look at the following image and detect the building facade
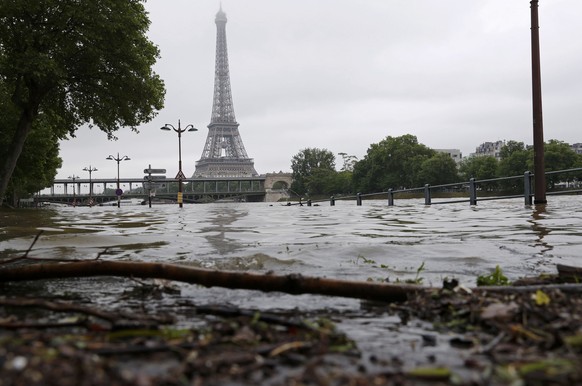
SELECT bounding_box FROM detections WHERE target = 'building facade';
[472,140,505,160]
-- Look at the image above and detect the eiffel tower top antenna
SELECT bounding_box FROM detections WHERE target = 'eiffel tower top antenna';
[211,4,236,125]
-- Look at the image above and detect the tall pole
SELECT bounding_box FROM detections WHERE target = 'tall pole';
[83,165,97,206]
[106,153,130,208]
[530,0,546,204]
[161,120,197,208]
[68,175,79,207]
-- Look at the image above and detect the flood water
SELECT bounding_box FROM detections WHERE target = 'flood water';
[1,196,581,367]
[3,197,581,289]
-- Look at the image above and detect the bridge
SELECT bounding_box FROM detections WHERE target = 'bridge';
[37,172,293,205]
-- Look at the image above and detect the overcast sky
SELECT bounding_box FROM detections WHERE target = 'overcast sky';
[56,0,582,181]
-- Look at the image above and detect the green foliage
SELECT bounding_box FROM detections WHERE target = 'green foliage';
[497,141,532,192]
[0,85,63,204]
[290,148,336,196]
[476,265,510,286]
[337,152,358,172]
[417,152,459,186]
[352,134,435,193]
[544,139,582,188]
[403,261,426,284]
[459,155,499,190]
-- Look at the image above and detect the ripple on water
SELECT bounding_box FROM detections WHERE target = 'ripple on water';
[1,196,581,288]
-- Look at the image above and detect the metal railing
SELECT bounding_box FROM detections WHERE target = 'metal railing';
[298,167,582,207]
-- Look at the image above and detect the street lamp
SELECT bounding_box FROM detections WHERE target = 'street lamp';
[82,165,98,206]
[160,120,197,208]
[106,153,130,208]
[68,175,79,207]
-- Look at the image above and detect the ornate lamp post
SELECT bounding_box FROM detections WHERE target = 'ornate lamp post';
[68,175,79,207]
[82,165,98,206]
[106,153,130,208]
[160,120,197,208]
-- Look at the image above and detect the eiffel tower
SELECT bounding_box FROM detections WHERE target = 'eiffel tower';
[193,7,258,178]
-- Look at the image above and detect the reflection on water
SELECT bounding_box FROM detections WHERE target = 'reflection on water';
[200,207,250,256]
[528,204,552,255]
[1,196,582,305]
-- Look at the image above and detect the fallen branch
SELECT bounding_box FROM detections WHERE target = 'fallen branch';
[2,261,582,303]
[0,260,419,303]
[0,297,174,325]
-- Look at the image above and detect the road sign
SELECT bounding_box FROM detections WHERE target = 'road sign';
[143,175,166,180]
[143,182,166,190]
[144,168,166,174]
[175,170,187,180]
[115,188,123,196]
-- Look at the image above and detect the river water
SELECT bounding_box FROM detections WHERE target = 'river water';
[1,196,581,368]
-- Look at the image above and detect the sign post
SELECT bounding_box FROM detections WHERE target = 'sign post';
[144,165,166,208]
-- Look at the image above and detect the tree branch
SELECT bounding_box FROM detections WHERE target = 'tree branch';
[0,260,418,303]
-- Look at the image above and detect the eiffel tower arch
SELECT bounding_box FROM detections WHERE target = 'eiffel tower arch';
[193,7,258,178]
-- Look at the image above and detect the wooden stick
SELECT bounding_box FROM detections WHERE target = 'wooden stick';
[0,260,419,303]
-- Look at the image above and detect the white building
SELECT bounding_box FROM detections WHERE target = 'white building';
[472,140,505,160]
[434,149,463,164]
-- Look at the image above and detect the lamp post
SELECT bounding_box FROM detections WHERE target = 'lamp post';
[82,165,98,206]
[68,175,79,207]
[106,153,130,208]
[530,0,546,204]
[160,120,197,208]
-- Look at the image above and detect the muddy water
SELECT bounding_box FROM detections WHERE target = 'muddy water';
[2,197,581,367]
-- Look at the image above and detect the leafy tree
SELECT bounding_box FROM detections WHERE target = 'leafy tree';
[497,141,532,191]
[417,152,459,186]
[2,118,63,206]
[0,0,165,205]
[328,171,354,195]
[459,155,499,190]
[499,140,527,160]
[290,148,336,196]
[352,135,435,193]
[1,83,63,205]
[543,140,581,188]
[337,152,358,172]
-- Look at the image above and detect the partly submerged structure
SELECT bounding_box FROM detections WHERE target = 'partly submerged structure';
[193,7,258,178]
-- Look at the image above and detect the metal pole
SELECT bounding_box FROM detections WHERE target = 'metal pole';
[524,171,533,205]
[469,178,477,206]
[424,184,431,205]
[83,166,97,207]
[160,120,196,208]
[117,156,121,208]
[530,0,547,204]
[106,153,130,208]
[178,121,183,208]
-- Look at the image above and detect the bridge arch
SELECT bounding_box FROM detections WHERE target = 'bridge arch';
[264,172,293,202]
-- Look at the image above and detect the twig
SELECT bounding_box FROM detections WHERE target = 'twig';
[0,297,174,325]
[269,341,312,357]
[0,320,90,330]
[0,231,108,265]
[478,332,506,354]
[0,231,44,265]
[23,231,43,258]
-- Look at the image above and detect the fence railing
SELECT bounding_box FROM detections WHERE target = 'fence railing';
[297,167,582,207]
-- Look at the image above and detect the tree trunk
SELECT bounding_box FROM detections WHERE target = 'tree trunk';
[0,260,420,303]
[0,108,35,207]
